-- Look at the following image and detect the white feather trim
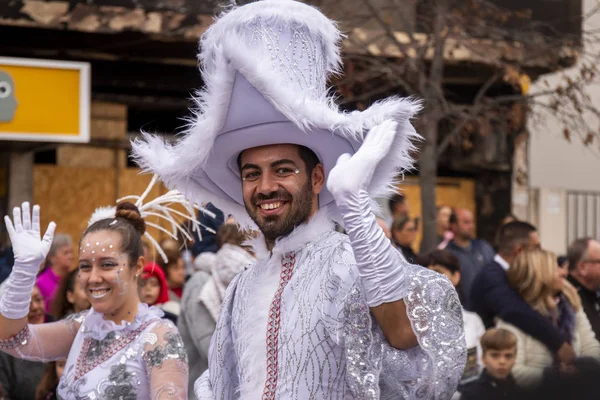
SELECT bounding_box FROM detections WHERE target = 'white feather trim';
[271,208,334,256]
[87,206,116,226]
[243,232,269,261]
[131,0,422,227]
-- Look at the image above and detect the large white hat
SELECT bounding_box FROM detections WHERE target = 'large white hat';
[132,0,421,228]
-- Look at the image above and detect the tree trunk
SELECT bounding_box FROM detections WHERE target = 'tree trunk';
[418,113,439,254]
[475,170,512,246]
[418,0,446,255]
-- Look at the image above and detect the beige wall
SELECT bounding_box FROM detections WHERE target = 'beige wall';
[536,188,568,254]
[530,128,600,192]
[527,0,600,252]
[529,0,600,192]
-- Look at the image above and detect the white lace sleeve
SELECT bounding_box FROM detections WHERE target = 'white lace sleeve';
[0,310,87,362]
[143,319,189,399]
[324,242,466,399]
[384,265,467,399]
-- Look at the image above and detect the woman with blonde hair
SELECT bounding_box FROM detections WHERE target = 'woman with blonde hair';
[497,248,600,388]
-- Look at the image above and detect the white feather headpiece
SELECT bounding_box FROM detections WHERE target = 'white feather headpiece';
[87,175,214,264]
[132,0,421,228]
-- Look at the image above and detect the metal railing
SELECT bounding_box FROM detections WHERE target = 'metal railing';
[566,190,600,247]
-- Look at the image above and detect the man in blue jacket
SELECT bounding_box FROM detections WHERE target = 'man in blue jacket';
[445,208,495,309]
[471,221,576,366]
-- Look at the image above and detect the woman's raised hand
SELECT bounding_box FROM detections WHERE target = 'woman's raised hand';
[4,202,56,269]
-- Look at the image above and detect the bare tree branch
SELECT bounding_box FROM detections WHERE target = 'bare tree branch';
[360,0,416,61]
[333,0,600,246]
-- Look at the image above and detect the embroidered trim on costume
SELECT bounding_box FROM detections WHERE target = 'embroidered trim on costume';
[74,319,154,380]
[262,252,296,400]
[0,324,30,349]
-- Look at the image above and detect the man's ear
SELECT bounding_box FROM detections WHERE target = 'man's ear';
[513,244,523,256]
[578,261,587,276]
[450,271,461,287]
[312,164,325,195]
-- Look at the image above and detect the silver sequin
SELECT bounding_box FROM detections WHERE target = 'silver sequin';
[143,332,158,345]
[247,18,327,99]
[204,230,466,399]
[143,331,188,369]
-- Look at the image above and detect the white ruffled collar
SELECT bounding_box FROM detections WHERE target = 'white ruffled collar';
[247,208,335,260]
[81,302,164,341]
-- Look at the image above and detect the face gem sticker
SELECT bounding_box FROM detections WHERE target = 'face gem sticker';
[79,239,131,297]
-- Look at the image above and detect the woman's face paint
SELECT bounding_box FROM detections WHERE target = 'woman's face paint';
[78,230,140,318]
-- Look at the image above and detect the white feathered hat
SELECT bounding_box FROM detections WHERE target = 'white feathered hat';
[132,0,421,228]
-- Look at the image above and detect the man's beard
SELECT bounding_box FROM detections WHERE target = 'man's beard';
[459,230,475,242]
[245,181,314,243]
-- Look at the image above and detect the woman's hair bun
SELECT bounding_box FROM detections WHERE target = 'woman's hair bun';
[115,202,146,235]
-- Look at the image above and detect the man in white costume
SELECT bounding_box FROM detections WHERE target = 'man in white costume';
[133,0,466,398]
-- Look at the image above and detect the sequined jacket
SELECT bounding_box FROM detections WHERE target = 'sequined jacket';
[0,303,189,400]
[195,214,466,399]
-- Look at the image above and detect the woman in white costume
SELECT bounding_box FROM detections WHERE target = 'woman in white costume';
[0,201,188,399]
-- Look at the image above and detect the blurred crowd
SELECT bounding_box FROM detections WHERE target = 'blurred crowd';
[381,193,600,399]
[1,195,600,399]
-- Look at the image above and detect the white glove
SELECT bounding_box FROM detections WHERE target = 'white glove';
[1,202,55,319]
[327,120,409,307]
[327,119,398,204]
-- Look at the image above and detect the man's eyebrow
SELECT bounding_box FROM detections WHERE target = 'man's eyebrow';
[241,159,298,171]
[271,159,298,168]
[241,163,260,171]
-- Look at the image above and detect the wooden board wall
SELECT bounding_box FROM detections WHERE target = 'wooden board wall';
[33,166,177,266]
[33,166,116,268]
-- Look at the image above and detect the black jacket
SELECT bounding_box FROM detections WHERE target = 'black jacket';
[471,260,563,351]
[398,244,417,264]
[568,275,600,341]
[459,370,523,400]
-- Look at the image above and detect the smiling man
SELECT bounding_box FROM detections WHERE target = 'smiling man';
[133,1,466,398]
[239,144,320,248]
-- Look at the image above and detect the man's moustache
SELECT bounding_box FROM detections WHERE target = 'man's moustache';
[253,192,292,204]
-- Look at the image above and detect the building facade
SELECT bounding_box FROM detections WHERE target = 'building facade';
[524,0,598,254]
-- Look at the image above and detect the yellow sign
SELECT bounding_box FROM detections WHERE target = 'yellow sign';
[519,73,531,95]
[0,57,90,143]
